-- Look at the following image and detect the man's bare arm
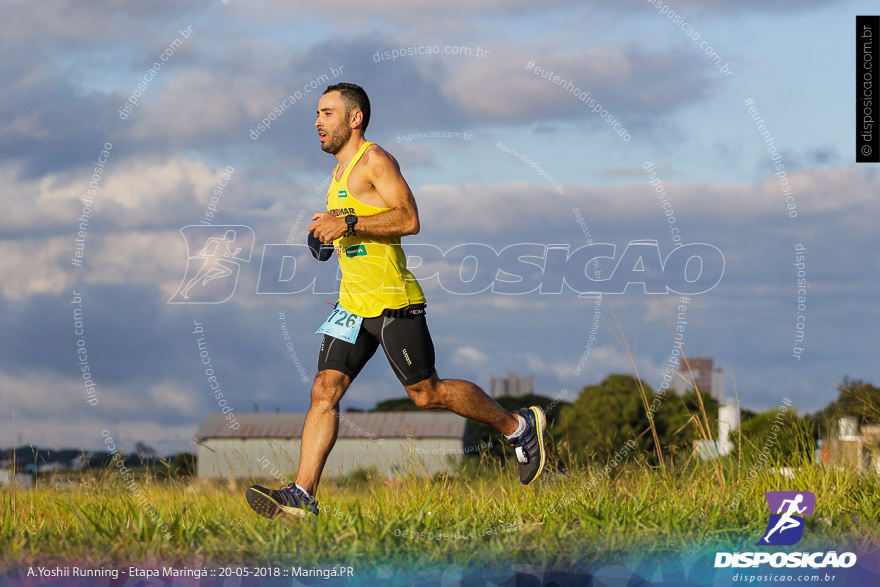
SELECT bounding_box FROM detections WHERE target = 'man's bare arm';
[308,147,420,243]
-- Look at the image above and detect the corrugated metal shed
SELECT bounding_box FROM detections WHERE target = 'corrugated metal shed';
[195,411,466,441]
[194,411,468,480]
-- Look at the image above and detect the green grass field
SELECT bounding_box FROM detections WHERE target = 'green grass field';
[2,456,878,576]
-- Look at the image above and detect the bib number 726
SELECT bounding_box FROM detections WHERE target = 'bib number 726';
[315,305,363,343]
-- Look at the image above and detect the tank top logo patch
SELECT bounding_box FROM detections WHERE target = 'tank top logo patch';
[344,244,367,258]
[338,190,348,198]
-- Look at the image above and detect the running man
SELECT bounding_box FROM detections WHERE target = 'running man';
[246,83,546,518]
[762,493,807,544]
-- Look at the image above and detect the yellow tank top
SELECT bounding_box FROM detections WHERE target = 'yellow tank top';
[327,141,426,318]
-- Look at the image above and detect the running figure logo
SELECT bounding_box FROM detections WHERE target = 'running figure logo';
[758,491,816,546]
[168,225,254,304]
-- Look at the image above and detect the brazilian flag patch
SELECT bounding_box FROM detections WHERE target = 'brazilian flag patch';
[338,190,348,198]
[344,244,367,258]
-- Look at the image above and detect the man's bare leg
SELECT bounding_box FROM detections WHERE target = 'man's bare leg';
[405,373,547,485]
[405,373,519,436]
[295,369,351,496]
[244,369,349,518]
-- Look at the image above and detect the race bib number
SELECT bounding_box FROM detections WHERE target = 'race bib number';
[315,305,363,343]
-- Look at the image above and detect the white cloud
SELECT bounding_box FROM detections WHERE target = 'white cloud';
[1,157,224,232]
[97,158,218,223]
[148,382,201,416]
[452,346,488,368]
[0,237,73,301]
[0,369,201,451]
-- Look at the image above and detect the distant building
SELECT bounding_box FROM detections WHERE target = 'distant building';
[194,412,467,480]
[717,403,740,453]
[712,370,726,400]
[693,401,740,460]
[673,357,725,399]
[822,417,880,474]
[0,469,33,488]
[490,373,534,398]
[864,426,880,475]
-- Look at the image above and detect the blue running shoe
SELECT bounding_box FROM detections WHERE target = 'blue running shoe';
[507,406,547,485]
[246,483,319,519]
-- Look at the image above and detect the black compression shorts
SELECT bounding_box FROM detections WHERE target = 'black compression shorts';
[317,305,436,386]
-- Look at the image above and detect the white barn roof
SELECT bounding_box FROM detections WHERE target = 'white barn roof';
[195,411,466,441]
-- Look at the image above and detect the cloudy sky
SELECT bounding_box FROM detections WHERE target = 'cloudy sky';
[1,0,877,455]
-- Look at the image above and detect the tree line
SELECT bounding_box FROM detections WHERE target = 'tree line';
[373,374,879,468]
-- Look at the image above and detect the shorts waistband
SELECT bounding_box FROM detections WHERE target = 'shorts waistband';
[382,304,426,319]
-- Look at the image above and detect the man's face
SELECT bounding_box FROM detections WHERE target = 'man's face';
[315,91,352,155]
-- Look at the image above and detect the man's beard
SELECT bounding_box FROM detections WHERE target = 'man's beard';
[321,124,352,155]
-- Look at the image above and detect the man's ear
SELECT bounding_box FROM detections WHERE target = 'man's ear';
[349,108,363,129]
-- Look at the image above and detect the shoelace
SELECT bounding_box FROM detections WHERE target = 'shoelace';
[283,484,319,507]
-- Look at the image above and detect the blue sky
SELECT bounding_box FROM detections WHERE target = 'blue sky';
[1,0,877,454]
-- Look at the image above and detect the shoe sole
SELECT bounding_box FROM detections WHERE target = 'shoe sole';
[245,486,310,519]
[524,406,547,486]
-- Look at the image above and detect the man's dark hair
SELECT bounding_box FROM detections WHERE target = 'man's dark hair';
[324,83,371,132]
